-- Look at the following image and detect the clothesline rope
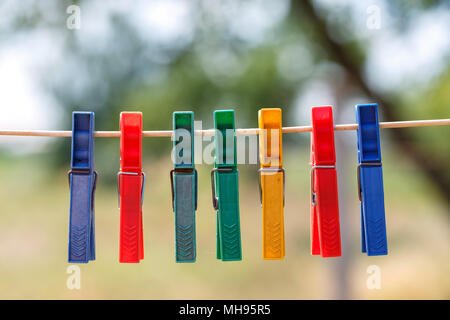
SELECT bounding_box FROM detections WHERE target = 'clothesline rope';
[0,119,448,138]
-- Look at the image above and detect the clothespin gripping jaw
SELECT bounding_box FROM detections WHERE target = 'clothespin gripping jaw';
[257,108,285,206]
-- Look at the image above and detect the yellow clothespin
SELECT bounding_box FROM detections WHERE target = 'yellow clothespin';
[258,108,285,260]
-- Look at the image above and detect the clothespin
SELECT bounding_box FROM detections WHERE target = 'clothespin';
[310,106,342,257]
[170,111,198,263]
[118,112,145,263]
[258,108,285,260]
[68,112,97,263]
[356,104,388,256]
[211,110,242,261]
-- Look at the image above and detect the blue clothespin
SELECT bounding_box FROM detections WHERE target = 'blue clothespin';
[68,112,97,263]
[356,104,388,256]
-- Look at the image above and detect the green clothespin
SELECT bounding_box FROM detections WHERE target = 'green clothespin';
[170,111,197,263]
[211,110,242,261]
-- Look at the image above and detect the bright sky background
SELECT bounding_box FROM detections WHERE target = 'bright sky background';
[0,44,61,152]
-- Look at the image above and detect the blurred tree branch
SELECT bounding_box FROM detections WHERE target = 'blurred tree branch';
[295,0,450,208]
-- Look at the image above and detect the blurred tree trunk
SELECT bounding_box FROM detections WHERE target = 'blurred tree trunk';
[330,77,353,299]
[294,0,450,209]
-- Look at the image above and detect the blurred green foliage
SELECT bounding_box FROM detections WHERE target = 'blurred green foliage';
[2,1,448,177]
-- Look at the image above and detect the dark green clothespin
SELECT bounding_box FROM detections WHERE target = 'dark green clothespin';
[170,112,197,262]
[211,110,242,261]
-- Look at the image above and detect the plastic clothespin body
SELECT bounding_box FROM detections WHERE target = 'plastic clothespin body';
[119,112,145,263]
[211,110,242,261]
[258,108,285,260]
[171,111,197,263]
[356,104,388,256]
[68,112,97,263]
[310,106,341,257]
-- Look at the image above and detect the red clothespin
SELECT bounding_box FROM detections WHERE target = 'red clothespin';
[310,106,341,257]
[118,112,145,263]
